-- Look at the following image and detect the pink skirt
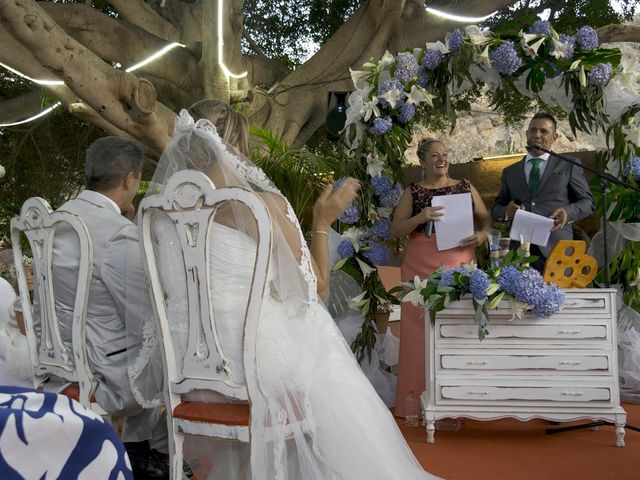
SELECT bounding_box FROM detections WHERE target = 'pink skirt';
[395,233,475,417]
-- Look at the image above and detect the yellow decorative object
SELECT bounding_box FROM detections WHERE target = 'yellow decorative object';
[543,240,597,288]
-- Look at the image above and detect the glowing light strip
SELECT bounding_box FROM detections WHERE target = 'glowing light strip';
[217,0,247,78]
[425,6,498,23]
[125,42,185,72]
[0,61,64,86]
[0,102,62,127]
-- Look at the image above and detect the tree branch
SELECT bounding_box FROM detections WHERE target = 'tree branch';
[0,0,175,154]
[107,0,180,42]
[598,24,640,43]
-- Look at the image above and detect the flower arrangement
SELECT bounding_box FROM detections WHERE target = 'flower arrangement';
[336,19,639,360]
[402,249,565,339]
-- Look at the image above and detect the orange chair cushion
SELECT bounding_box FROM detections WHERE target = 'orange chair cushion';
[61,383,97,403]
[173,401,250,426]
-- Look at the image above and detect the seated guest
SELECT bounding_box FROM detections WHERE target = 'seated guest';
[47,137,169,477]
[390,138,491,417]
[492,112,595,272]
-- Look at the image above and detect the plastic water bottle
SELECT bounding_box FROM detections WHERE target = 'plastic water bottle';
[405,391,419,427]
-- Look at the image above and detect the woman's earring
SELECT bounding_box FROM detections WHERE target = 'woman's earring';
[421,168,425,181]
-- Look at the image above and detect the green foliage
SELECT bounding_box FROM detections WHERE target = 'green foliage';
[250,126,341,231]
[597,241,640,312]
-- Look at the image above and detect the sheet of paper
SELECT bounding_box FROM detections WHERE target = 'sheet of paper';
[509,209,554,247]
[431,192,474,251]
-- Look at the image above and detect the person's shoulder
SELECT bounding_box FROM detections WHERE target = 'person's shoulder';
[108,222,138,245]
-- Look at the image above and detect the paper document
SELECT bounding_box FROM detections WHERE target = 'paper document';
[431,192,474,251]
[509,209,554,247]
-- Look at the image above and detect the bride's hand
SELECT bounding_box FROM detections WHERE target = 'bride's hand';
[313,177,361,229]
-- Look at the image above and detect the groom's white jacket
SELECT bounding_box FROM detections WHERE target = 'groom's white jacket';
[50,190,152,417]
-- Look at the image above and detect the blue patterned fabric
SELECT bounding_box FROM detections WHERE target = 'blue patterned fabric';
[0,386,132,479]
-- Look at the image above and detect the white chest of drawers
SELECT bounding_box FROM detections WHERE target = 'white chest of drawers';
[421,289,627,446]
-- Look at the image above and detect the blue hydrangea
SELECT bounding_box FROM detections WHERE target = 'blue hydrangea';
[370,116,393,136]
[398,103,416,124]
[337,239,355,259]
[511,269,546,305]
[416,67,429,88]
[587,63,612,87]
[469,269,490,300]
[363,242,390,265]
[528,20,552,36]
[422,48,443,70]
[372,218,391,239]
[440,268,455,287]
[379,183,403,208]
[532,283,565,317]
[394,52,419,84]
[576,25,599,51]
[497,266,521,296]
[490,41,522,75]
[622,156,640,179]
[339,204,360,224]
[558,34,575,59]
[447,28,464,52]
[377,78,405,108]
[371,175,394,196]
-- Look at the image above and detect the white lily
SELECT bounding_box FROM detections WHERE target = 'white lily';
[465,25,492,45]
[630,267,640,288]
[378,50,395,71]
[569,59,581,71]
[424,40,450,55]
[579,65,587,88]
[403,276,429,307]
[379,88,403,109]
[367,204,379,222]
[508,298,530,321]
[361,97,381,122]
[350,67,371,90]
[377,207,394,219]
[519,31,541,44]
[623,123,640,148]
[356,257,377,278]
[476,45,492,69]
[342,227,362,252]
[366,152,384,177]
[406,84,435,107]
[0,164,5,179]
[550,38,572,59]
[522,37,545,59]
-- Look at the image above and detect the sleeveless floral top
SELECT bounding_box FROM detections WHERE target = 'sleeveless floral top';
[410,179,472,234]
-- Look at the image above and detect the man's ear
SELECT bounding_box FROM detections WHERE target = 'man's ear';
[124,171,140,190]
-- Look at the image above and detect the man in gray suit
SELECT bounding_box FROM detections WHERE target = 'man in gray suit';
[492,112,595,271]
[51,137,169,477]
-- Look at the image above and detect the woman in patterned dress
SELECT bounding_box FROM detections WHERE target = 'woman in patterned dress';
[391,138,491,417]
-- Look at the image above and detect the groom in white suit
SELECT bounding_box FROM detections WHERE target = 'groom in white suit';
[51,137,169,476]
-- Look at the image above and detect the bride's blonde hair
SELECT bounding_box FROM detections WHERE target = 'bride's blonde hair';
[188,99,250,157]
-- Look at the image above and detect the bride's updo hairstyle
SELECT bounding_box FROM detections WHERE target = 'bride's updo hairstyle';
[187,99,250,157]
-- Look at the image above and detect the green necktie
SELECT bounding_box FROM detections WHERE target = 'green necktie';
[528,157,542,197]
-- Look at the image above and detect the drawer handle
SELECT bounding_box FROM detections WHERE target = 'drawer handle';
[466,390,490,396]
[560,391,583,397]
[559,360,582,366]
[465,361,489,366]
[557,329,582,335]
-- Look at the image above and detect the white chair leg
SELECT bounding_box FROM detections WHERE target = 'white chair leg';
[171,424,185,480]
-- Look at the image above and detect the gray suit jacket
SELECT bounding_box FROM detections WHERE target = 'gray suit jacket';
[492,154,595,257]
[52,190,152,416]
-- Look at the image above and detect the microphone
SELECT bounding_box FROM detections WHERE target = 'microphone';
[425,220,434,237]
[526,143,542,152]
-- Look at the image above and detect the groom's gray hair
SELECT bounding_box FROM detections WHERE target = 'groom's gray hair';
[85,136,144,192]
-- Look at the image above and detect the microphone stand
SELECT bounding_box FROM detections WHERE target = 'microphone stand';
[529,145,640,436]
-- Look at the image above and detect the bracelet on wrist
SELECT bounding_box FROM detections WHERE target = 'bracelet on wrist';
[315,230,329,236]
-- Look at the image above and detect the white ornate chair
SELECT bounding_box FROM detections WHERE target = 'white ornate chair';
[10,197,104,414]
[138,170,272,480]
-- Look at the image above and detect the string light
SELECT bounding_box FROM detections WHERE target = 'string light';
[425,6,498,23]
[0,102,62,127]
[0,62,64,86]
[125,42,185,73]
[217,0,248,78]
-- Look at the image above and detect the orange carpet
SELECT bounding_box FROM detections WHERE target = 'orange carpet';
[401,403,640,479]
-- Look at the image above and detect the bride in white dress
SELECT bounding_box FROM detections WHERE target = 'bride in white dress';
[132,100,440,480]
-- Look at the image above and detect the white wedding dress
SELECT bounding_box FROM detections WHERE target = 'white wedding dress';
[133,110,440,480]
